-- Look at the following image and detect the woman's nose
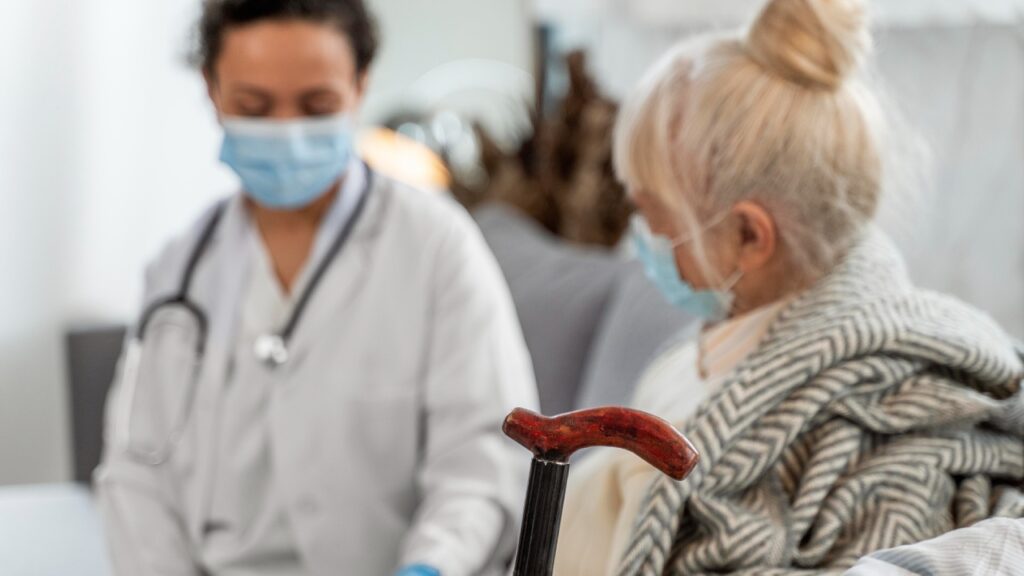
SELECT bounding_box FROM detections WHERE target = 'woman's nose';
[266,104,308,120]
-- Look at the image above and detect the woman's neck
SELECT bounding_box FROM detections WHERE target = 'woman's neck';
[247,182,339,230]
[246,182,340,294]
[730,258,815,318]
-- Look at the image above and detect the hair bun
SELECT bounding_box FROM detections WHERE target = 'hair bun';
[747,0,870,91]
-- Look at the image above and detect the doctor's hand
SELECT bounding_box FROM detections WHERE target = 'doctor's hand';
[396,565,440,576]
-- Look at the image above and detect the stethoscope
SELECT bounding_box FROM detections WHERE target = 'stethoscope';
[119,166,374,465]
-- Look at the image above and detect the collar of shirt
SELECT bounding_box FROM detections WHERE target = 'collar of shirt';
[245,157,368,303]
[697,297,793,380]
[307,157,368,273]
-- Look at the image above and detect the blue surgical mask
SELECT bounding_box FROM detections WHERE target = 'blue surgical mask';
[220,115,355,210]
[630,215,741,322]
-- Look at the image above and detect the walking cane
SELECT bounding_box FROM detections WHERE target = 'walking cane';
[503,407,699,576]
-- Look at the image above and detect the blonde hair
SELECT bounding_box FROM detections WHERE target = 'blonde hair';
[615,0,893,280]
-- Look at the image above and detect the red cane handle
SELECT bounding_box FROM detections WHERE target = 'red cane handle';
[502,407,699,480]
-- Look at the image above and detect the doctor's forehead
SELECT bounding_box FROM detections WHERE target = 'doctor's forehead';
[213,19,360,90]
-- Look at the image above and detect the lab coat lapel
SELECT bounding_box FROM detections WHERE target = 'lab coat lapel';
[184,195,252,543]
[265,181,388,573]
[269,176,386,378]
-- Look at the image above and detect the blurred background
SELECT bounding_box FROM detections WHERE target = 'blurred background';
[1,0,1022,495]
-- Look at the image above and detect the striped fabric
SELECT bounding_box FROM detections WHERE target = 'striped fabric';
[845,517,1024,575]
[616,229,1024,575]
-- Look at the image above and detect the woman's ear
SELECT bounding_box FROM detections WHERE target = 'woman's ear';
[352,69,371,109]
[357,70,370,97]
[732,201,777,274]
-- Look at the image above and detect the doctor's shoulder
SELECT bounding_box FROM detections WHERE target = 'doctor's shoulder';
[140,197,231,301]
[375,174,492,262]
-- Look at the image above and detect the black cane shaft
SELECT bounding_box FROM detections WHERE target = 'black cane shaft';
[513,459,570,576]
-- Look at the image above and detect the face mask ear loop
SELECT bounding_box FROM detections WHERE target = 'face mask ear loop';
[668,210,732,248]
[724,268,744,291]
[712,268,745,319]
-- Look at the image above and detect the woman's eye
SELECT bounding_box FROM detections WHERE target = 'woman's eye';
[236,105,271,117]
[302,93,343,117]
[232,95,271,117]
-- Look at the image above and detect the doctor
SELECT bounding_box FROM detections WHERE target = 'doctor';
[95,1,538,575]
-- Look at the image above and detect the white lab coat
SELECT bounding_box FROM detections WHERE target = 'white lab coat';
[95,172,539,576]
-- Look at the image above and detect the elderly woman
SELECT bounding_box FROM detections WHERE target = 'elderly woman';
[554,0,1024,574]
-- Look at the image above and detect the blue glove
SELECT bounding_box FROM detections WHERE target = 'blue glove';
[395,565,440,576]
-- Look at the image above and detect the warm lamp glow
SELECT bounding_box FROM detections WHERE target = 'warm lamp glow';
[358,128,452,192]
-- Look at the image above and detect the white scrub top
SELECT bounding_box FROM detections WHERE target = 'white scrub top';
[200,163,367,574]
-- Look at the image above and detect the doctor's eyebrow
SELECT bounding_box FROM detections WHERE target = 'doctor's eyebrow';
[230,82,272,95]
[230,84,274,102]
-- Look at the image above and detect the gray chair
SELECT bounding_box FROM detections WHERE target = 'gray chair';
[473,203,694,414]
[66,325,125,485]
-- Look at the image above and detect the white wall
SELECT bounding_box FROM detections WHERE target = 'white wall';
[0,0,83,487]
[1,0,236,487]
[542,3,1024,339]
[875,24,1024,339]
[363,0,534,127]
[1,0,532,486]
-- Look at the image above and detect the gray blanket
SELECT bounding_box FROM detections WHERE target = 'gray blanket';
[616,229,1024,575]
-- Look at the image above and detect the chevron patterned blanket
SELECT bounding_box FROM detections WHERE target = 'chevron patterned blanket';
[616,230,1024,575]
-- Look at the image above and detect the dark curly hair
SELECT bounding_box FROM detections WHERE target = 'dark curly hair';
[194,0,380,74]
